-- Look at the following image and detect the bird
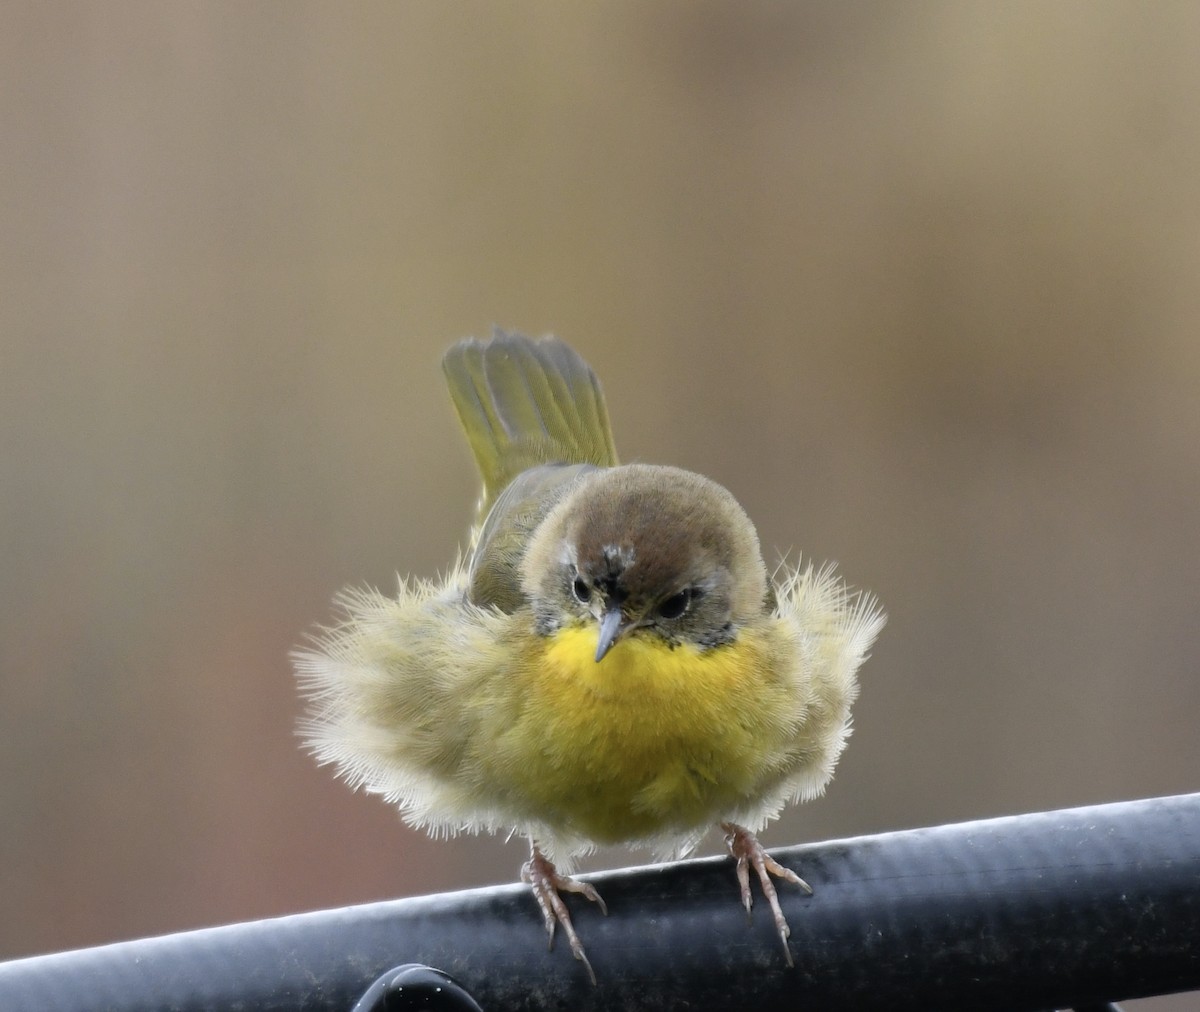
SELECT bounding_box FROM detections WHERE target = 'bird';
[295,329,885,983]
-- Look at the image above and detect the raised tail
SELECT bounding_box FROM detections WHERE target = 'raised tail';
[443,329,619,519]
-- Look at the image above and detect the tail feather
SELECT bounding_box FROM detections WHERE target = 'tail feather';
[443,329,618,517]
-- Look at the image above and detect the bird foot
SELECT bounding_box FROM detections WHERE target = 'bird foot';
[721,821,811,967]
[521,844,608,985]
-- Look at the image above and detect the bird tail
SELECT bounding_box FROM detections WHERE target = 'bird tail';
[442,329,619,519]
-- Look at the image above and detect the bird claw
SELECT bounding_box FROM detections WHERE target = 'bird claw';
[721,822,811,967]
[522,845,607,985]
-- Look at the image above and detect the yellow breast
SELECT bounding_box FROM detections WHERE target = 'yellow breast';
[490,624,790,845]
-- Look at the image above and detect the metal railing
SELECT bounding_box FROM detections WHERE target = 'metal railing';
[2,793,1197,1010]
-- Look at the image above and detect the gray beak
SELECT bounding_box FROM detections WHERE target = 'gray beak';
[594,605,626,662]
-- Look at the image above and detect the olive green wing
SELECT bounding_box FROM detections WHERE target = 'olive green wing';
[465,462,597,611]
[442,330,619,522]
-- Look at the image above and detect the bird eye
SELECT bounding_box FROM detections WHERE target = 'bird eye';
[656,588,693,620]
[572,577,591,604]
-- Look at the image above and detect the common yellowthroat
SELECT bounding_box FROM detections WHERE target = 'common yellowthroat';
[296,330,884,982]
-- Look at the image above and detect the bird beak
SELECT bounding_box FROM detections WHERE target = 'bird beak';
[594,605,626,662]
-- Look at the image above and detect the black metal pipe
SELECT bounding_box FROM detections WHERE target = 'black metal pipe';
[2,793,1198,1011]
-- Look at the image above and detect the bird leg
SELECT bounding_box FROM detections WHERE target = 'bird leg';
[721,821,812,967]
[521,843,608,985]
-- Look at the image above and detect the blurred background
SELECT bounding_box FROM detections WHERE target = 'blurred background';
[3,3,1199,1005]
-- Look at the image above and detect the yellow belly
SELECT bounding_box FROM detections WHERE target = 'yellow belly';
[491,624,785,844]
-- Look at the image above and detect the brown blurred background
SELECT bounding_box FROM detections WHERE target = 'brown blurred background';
[3,3,1199,1005]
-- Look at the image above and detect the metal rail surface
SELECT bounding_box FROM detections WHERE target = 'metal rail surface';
[2,793,1197,1011]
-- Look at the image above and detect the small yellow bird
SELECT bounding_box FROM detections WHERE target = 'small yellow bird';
[295,330,884,982]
